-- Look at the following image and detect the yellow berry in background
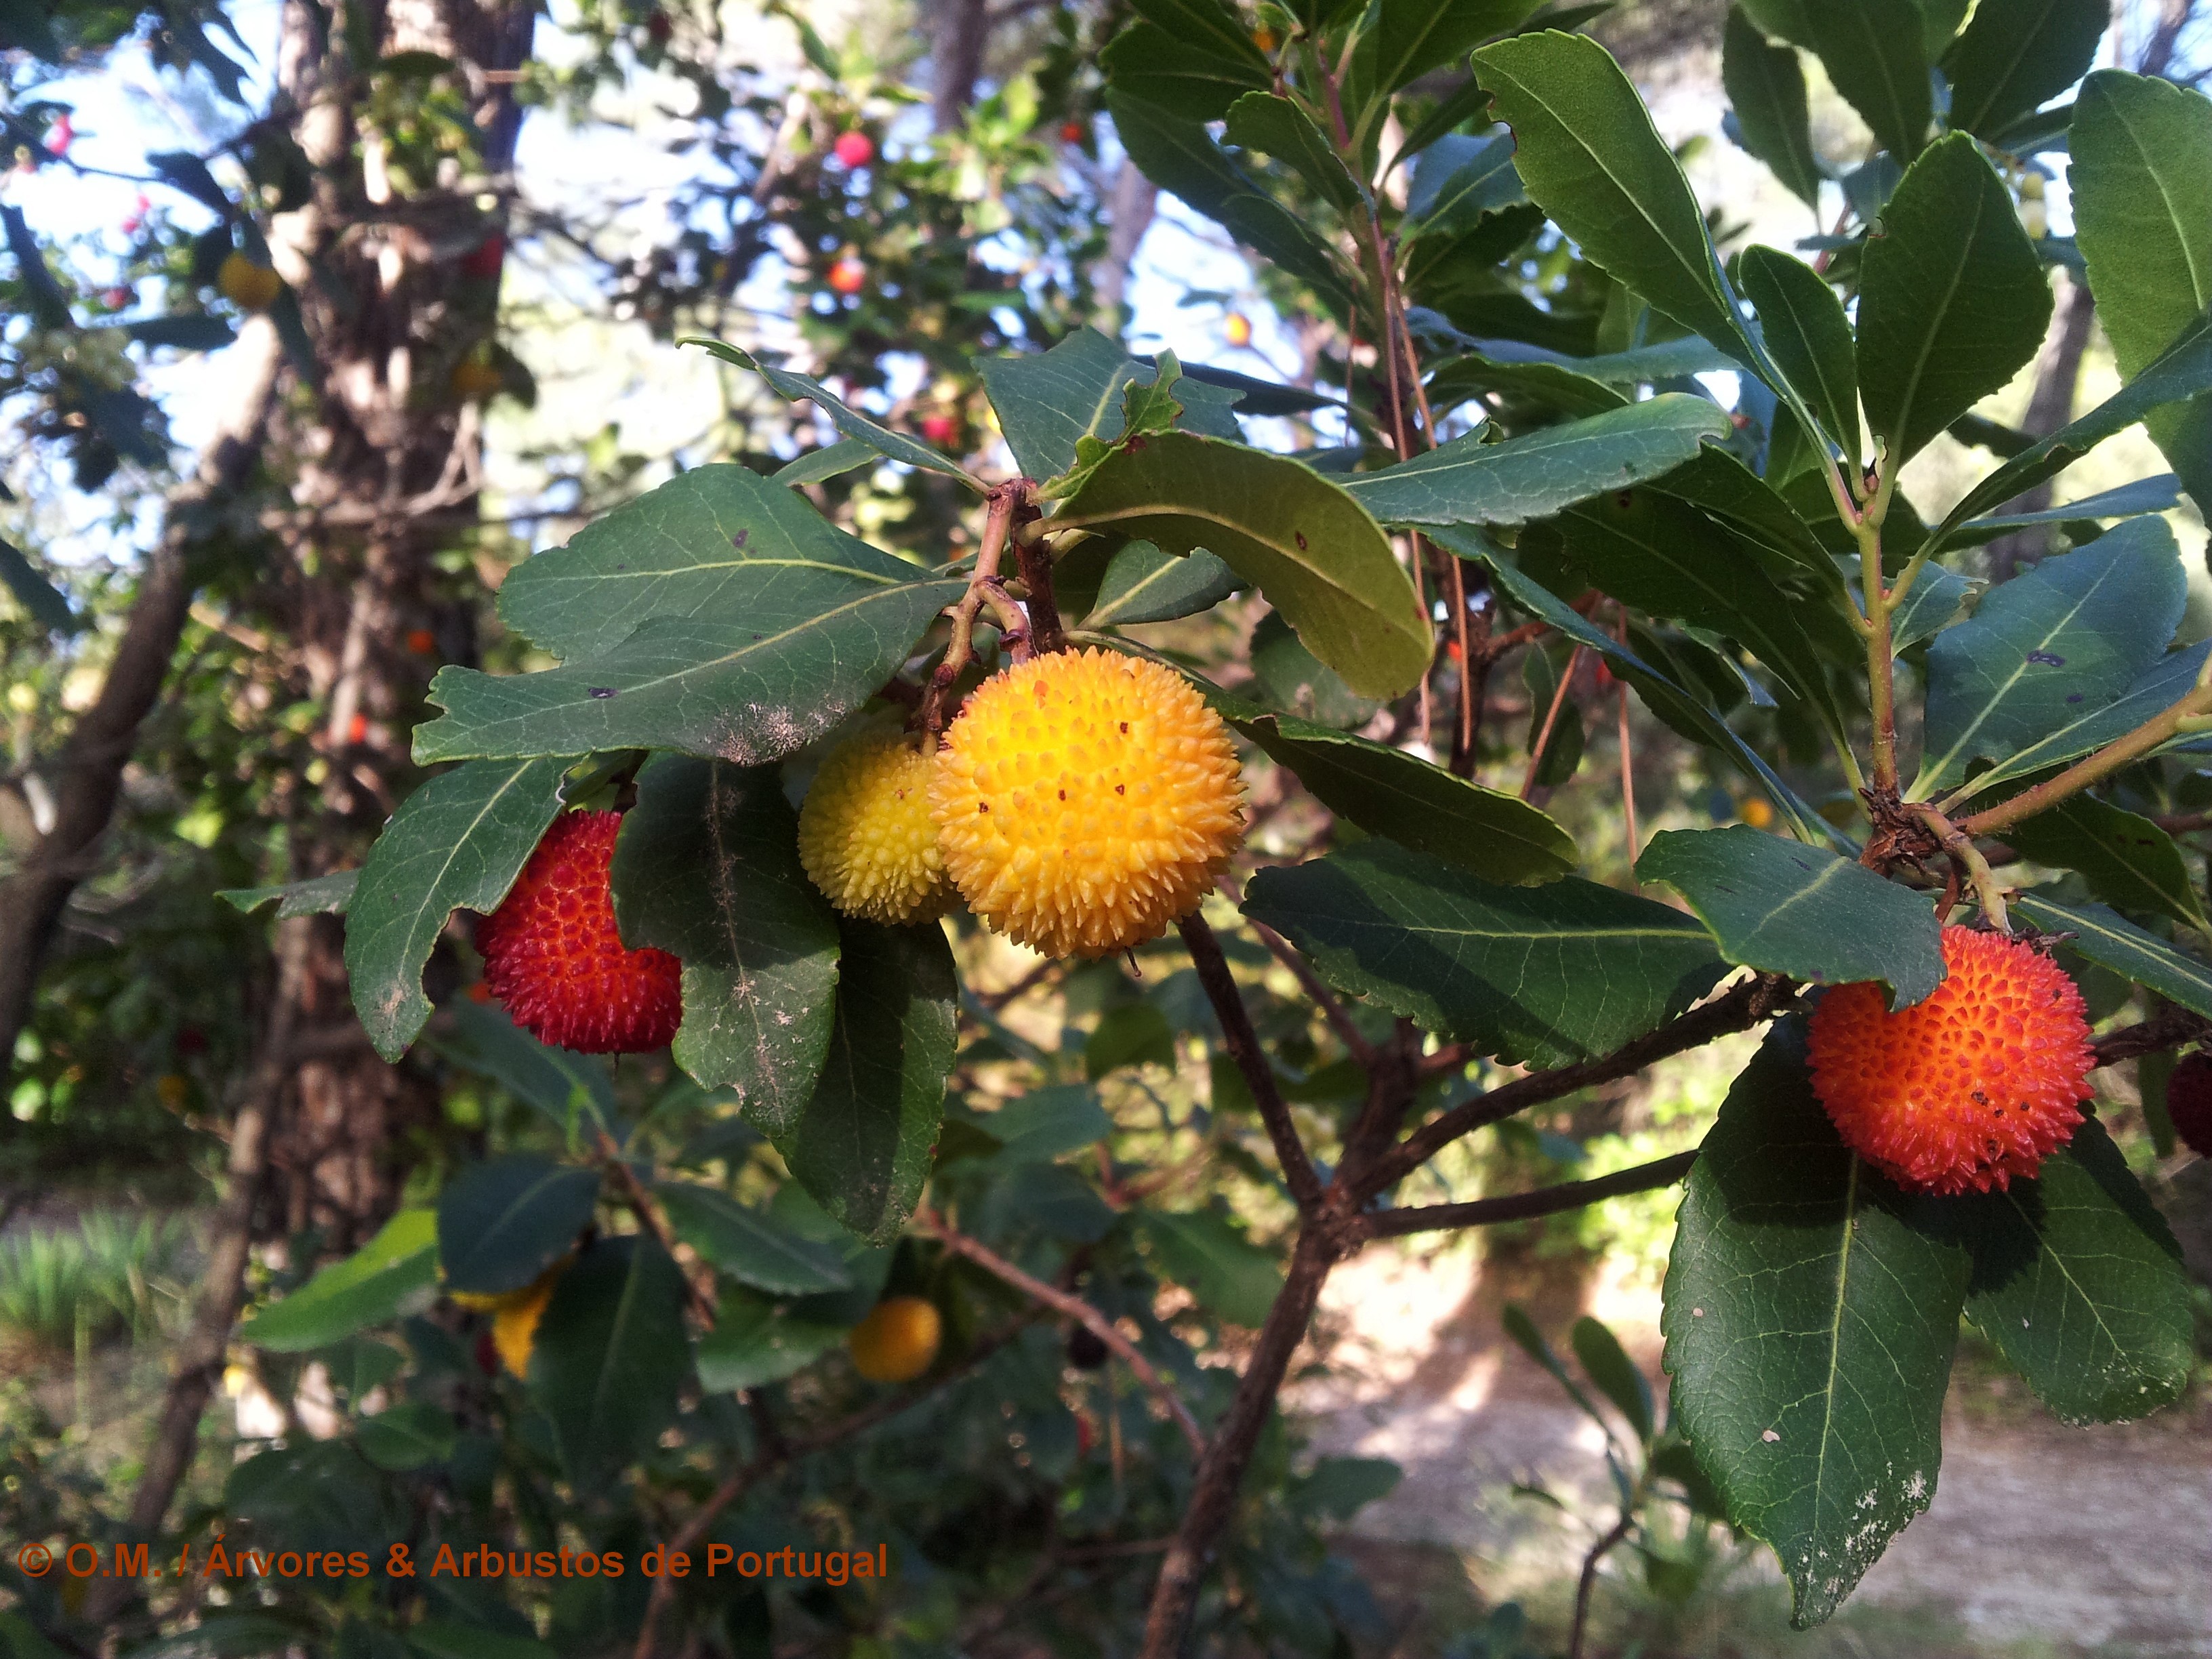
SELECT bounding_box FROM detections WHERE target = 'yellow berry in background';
[1740,796,1775,830]
[216,250,282,310]
[1223,310,1253,348]
[449,354,506,402]
[2021,198,2048,240]
[491,1277,555,1378]
[155,1072,190,1109]
[798,733,954,924]
[2020,171,2046,200]
[848,1295,942,1383]
[930,648,1245,959]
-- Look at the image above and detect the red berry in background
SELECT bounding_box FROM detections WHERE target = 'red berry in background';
[476,811,682,1054]
[1060,119,1086,144]
[645,9,671,41]
[405,627,438,655]
[827,255,866,295]
[175,1026,208,1058]
[47,114,72,157]
[346,712,370,745]
[1074,1412,1095,1456]
[460,233,505,281]
[103,286,130,308]
[833,130,875,169]
[920,413,958,448]
[2166,1052,2212,1158]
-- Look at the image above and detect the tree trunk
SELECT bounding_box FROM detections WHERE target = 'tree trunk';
[930,0,992,132]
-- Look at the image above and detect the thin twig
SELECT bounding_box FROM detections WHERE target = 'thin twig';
[1908,804,2010,932]
[1355,1151,1699,1241]
[1177,913,1325,1209]
[1569,1513,1635,1659]
[1521,644,1584,799]
[1237,898,1376,1066]
[599,1134,718,1323]
[915,1211,1206,1458]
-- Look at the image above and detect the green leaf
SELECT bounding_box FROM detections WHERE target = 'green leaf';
[2011,890,2212,1019]
[217,869,358,918]
[1504,1305,1618,1433]
[1471,32,1763,373]
[1942,0,2108,143]
[2006,796,2208,931]
[344,756,575,1061]
[1662,1023,1969,1629]
[1212,686,1578,884]
[1405,130,1525,236]
[771,438,880,489]
[436,998,618,1144]
[1245,610,1383,730]
[1801,0,1931,159]
[1722,7,1823,210]
[1952,639,2212,803]
[1636,825,1946,1008]
[1423,351,1625,419]
[1929,314,2212,559]
[1950,476,2182,540]
[1225,91,1365,215]
[1651,447,1851,603]
[496,462,926,663]
[983,328,1151,484]
[1086,1002,1178,1078]
[1555,492,1857,744]
[1522,640,1585,786]
[1140,1206,1283,1327]
[1342,394,1730,529]
[1423,333,1738,386]
[1298,1456,1404,1520]
[436,1155,600,1297]
[412,575,963,766]
[1084,543,1241,628]
[1571,1315,1655,1443]
[1738,247,1856,458]
[695,1286,850,1391]
[1357,0,1547,119]
[1858,133,2051,466]
[405,1622,557,1659]
[1100,0,1272,121]
[1955,1118,2195,1425]
[238,1210,438,1352]
[356,1401,458,1472]
[765,918,956,1244]
[611,757,839,1113]
[2070,72,2212,512]
[977,1084,1114,1162]
[1887,559,1971,650]
[0,535,77,633]
[681,337,983,488]
[1914,518,2184,797]
[531,1235,692,1488]
[654,1181,852,1294]
[1056,431,1428,699]
[120,312,238,351]
[1242,840,1723,1067]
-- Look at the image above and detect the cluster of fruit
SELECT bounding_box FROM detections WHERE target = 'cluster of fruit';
[472,647,1245,1057]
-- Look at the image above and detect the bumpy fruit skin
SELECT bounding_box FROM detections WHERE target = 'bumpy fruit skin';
[798,733,953,924]
[2165,1052,2212,1158]
[492,1278,555,1378]
[217,251,282,310]
[848,1295,941,1383]
[476,811,683,1054]
[931,649,1244,958]
[1807,926,2095,1194]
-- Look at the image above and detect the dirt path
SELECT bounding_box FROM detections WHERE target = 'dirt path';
[1298,1248,2212,1656]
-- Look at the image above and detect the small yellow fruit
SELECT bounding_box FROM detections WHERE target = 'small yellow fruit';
[216,251,282,310]
[492,1278,555,1378]
[155,1072,190,1109]
[2021,199,2048,240]
[449,356,505,401]
[449,1282,537,1314]
[1740,796,1775,830]
[847,1295,942,1383]
[798,733,954,924]
[930,649,1244,958]
[2019,171,2045,201]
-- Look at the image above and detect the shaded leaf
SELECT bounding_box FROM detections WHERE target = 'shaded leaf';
[1084,543,1241,627]
[1225,91,1364,214]
[1738,247,1856,457]
[1637,825,1946,1007]
[2006,796,2207,931]
[1243,840,1723,1067]
[1858,134,2051,465]
[217,869,356,919]
[1086,1002,1177,1078]
[654,1181,852,1294]
[977,1084,1114,1163]
[2011,890,2212,1019]
[611,757,839,1115]
[121,312,237,350]
[356,1401,457,1473]
[532,1235,692,1488]
[1723,7,1823,209]
[682,337,982,487]
[1954,639,2212,803]
[1140,1206,1282,1326]
[1055,431,1428,699]
[0,536,76,633]
[436,1156,600,1298]
[436,998,619,1145]
[344,757,575,1061]
[765,919,956,1244]
[1954,1118,2195,1425]
[695,1287,849,1391]
[238,1210,438,1353]
[1572,1315,1655,1443]
[1942,0,2109,143]
[1343,394,1729,529]
[1662,1022,1968,1628]
[1100,0,1272,121]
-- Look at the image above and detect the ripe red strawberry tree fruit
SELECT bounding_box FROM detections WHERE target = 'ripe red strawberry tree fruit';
[221,5,2212,1654]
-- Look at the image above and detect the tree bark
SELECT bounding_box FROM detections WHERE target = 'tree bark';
[930,0,993,132]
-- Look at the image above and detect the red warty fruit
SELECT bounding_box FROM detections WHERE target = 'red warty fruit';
[476,811,682,1054]
[2165,1052,2212,1158]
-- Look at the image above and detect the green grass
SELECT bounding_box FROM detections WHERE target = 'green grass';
[0,1212,194,1352]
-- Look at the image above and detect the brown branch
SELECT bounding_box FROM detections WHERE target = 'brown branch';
[1356,974,1797,1201]
[1954,676,2212,838]
[1240,903,1375,1067]
[1569,1513,1636,1659]
[915,1211,1205,1457]
[2091,1006,2211,1069]
[599,1134,718,1324]
[1354,1151,1699,1242]
[1521,644,1584,799]
[1177,913,1324,1210]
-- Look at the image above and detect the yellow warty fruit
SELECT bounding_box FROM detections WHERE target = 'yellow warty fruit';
[848,1294,942,1383]
[216,251,282,310]
[798,733,953,924]
[492,1279,554,1378]
[930,649,1245,958]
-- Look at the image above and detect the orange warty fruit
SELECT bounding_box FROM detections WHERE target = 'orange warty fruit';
[848,1295,942,1383]
[1806,925,2094,1194]
[476,811,682,1054]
